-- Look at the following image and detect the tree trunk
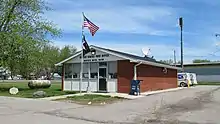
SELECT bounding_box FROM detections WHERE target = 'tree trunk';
[0,0,20,31]
[10,71,13,80]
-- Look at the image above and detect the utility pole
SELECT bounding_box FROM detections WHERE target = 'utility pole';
[174,50,176,66]
[179,17,184,72]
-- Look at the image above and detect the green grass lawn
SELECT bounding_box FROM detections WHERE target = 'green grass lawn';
[57,94,126,105]
[0,81,76,98]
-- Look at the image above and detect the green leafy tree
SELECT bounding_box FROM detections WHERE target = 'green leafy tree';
[36,45,77,79]
[159,59,174,65]
[39,44,60,79]
[59,45,77,61]
[192,59,211,63]
[0,0,61,79]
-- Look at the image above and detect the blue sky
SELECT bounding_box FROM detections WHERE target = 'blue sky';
[45,0,220,63]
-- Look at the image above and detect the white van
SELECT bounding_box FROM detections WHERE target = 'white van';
[177,73,193,87]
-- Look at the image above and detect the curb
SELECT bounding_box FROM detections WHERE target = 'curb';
[38,93,86,100]
[140,87,184,97]
[39,87,185,101]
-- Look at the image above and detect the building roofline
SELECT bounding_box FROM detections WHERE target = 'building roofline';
[91,45,181,70]
[55,45,181,70]
[55,51,82,66]
[175,62,220,66]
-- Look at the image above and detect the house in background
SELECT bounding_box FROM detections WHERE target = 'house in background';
[55,45,181,93]
[177,62,220,82]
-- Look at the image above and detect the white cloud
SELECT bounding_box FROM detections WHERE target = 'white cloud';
[44,3,176,36]
[45,0,220,64]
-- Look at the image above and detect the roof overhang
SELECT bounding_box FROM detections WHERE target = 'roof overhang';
[131,60,182,70]
[55,45,182,70]
[55,45,133,66]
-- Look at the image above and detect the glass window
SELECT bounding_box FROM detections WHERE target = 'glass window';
[99,68,107,78]
[99,62,107,67]
[72,63,90,79]
[108,61,117,79]
[64,64,73,79]
[72,63,80,78]
[90,63,98,79]
[83,63,89,78]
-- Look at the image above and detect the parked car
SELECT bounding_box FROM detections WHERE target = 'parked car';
[51,73,61,80]
[7,76,21,80]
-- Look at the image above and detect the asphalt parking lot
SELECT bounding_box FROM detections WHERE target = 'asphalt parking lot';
[1,86,220,124]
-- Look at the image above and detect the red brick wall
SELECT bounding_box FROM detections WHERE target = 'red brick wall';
[117,60,177,93]
[117,60,134,93]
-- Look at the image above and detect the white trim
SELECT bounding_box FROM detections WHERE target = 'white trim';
[55,45,181,70]
[97,63,99,91]
[55,45,130,66]
[92,45,181,70]
[55,51,82,66]
[139,60,181,70]
[87,63,91,92]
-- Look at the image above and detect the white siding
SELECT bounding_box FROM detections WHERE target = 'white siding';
[107,79,117,92]
[181,65,220,82]
[66,50,124,63]
[64,79,117,92]
[64,81,71,91]
[197,75,220,82]
[64,61,118,92]
[64,79,98,91]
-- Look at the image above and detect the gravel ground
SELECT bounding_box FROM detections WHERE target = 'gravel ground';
[0,86,220,124]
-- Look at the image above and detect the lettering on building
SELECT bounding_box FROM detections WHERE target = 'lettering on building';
[80,54,110,62]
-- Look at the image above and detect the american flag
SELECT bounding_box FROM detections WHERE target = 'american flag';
[83,15,99,36]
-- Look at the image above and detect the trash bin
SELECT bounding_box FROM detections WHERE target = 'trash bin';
[129,80,142,96]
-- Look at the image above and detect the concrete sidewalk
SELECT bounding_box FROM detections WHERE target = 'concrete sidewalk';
[39,87,184,101]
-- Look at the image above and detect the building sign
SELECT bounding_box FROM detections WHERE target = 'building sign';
[79,54,110,62]
[67,49,125,63]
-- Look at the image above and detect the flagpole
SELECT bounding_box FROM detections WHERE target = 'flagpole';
[80,12,84,94]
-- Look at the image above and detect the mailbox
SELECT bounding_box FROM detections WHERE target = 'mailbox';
[130,80,142,95]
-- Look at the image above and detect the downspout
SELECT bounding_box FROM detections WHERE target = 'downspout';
[134,62,142,80]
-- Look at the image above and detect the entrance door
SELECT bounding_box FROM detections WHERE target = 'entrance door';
[99,68,107,91]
